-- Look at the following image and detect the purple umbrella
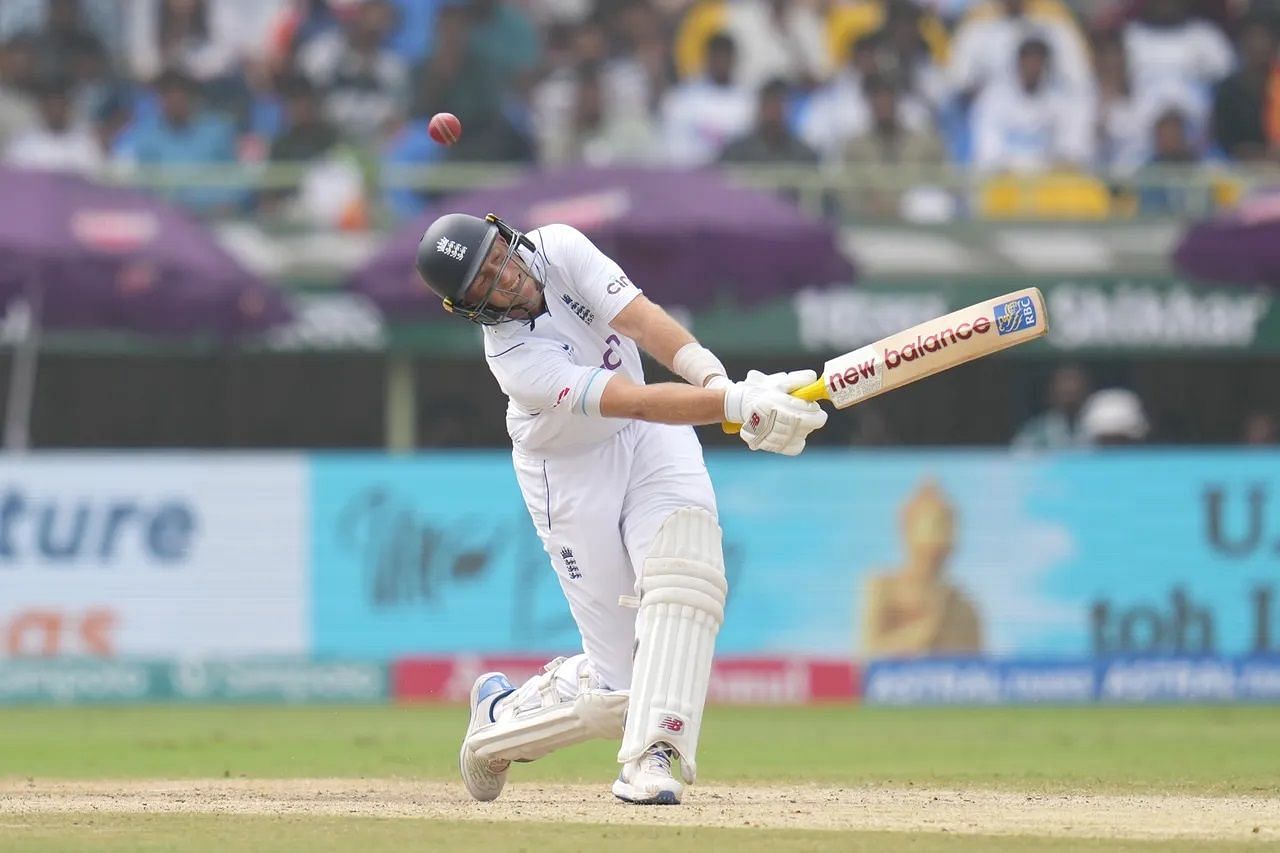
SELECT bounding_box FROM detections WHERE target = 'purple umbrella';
[350,167,855,319]
[1173,188,1280,286]
[0,167,291,335]
[0,167,292,448]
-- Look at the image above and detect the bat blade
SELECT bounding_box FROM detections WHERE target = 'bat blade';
[821,286,1046,409]
[721,287,1047,432]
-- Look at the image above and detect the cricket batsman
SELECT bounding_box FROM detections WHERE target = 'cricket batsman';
[414,213,827,805]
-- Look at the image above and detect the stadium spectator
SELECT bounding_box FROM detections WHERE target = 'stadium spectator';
[119,68,242,214]
[1091,0,1241,32]
[461,0,542,105]
[533,60,659,166]
[1122,0,1234,131]
[0,0,124,62]
[4,70,101,174]
[1094,31,1147,172]
[674,0,830,92]
[531,0,592,28]
[1211,15,1277,162]
[531,15,652,160]
[413,3,491,127]
[1012,363,1091,450]
[719,77,818,164]
[1241,411,1279,445]
[874,0,950,108]
[260,0,345,72]
[659,31,753,166]
[0,35,40,151]
[126,0,249,85]
[800,33,931,162]
[846,72,948,165]
[971,37,1094,172]
[90,85,135,157]
[946,0,1094,101]
[299,0,407,142]
[411,1,537,159]
[583,11,653,117]
[534,13,628,102]
[1078,387,1151,445]
[383,0,451,65]
[609,0,673,113]
[826,0,951,87]
[1149,104,1203,163]
[29,0,108,78]
[1135,107,1212,212]
[840,72,948,216]
[64,36,117,124]
[1094,29,1202,173]
[268,73,339,163]
[409,0,540,122]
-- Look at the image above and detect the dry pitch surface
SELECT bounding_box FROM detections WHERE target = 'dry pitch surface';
[3,705,1279,849]
[1,778,1276,843]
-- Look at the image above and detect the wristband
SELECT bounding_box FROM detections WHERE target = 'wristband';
[672,343,727,388]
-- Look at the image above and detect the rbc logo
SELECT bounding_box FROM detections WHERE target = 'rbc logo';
[994,295,1038,336]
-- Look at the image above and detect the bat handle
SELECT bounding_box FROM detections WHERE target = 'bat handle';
[720,378,827,435]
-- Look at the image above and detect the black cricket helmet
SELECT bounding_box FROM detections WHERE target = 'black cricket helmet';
[414,212,538,325]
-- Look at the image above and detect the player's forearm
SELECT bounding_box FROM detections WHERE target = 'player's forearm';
[599,380,725,425]
[639,316,699,373]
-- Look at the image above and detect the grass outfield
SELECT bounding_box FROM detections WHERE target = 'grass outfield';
[0,704,1277,851]
[1,704,1277,791]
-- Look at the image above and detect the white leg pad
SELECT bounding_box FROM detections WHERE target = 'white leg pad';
[468,654,628,762]
[617,507,727,783]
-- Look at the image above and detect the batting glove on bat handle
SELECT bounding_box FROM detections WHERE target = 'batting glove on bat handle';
[721,370,827,435]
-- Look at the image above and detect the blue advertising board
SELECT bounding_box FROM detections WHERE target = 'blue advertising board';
[310,453,561,657]
[311,450,1280,663]
[862,656,1280,705]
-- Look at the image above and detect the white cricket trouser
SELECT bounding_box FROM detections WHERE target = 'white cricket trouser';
[512,421,717,691]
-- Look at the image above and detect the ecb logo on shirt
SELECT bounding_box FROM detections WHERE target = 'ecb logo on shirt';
[560,292,595,324]
[994,295,1038,336]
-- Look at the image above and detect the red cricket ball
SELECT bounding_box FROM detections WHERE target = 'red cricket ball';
[428,112,462,146]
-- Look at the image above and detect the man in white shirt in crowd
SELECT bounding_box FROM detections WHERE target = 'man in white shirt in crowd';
[717,0,831,92]
[299,0,408,142]
[660,32,753,166]
[1122,0,1234,134]
[972,36,1094,172]
[800,33,931,163]
[0,34,39,152]
[4,71,100,174]
[947,0,1094,100]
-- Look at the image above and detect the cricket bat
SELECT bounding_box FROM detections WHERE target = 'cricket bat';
[723,287,1048,433]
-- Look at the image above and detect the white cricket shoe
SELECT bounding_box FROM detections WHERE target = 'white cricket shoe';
[459,672,516,802]
[612,742,683,805]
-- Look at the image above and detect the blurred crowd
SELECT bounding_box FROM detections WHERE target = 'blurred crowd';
[1012,363,1279,449]
[0,0,1271,221]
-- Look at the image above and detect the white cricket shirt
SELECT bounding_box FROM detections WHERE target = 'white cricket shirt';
[482,224,644,454]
